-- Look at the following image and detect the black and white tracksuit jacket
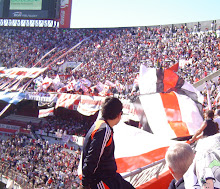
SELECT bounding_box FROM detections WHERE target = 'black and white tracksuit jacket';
[82,118,117,187]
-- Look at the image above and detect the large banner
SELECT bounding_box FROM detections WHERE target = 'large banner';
[25,92,57,103]
[139,92,203,139]
[0,67,47,79]
[77,95,104,116]
[114,122,177,174]
[0,123,20,133]
[55,93,81,110]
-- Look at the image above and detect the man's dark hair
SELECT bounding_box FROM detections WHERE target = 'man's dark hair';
[207,110,214,119]
[217,109,220,116]
[101,97,122,120]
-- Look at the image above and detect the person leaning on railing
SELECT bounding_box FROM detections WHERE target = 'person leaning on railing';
[189,110,219,144]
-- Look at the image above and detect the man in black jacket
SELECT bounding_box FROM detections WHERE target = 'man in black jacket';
[82,97,134,189]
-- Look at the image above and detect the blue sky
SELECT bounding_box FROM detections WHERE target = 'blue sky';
[70,0,220,28]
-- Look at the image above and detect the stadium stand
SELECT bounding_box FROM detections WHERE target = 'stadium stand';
[0,21,219,188]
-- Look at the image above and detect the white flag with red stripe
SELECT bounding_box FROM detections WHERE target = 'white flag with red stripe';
[37,76,52,92]
[55,93,81,110]
[139,91,203,139]
[52,75,63,91]
[77,95,104,116]
[66,79,77,91]
[38,107,54,118]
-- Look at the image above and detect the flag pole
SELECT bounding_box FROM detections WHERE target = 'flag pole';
[0,104,11,118]
[205,81,212,110]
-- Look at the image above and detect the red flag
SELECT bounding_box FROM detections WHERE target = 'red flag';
[167,63,179,72]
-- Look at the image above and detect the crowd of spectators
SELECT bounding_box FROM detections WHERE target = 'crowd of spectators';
[0,135,81,188]
[0,24,219,92]
[41,109,97,136]
[201,77,220,112]
[0,23,220,188]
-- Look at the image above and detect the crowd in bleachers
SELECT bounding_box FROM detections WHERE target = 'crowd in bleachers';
[41,110,96,136]
[0,135,81,188]
[0,23,220,188]
[0,25,219,91]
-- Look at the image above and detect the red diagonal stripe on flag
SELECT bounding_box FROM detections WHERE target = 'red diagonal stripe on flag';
[160,92,189,137]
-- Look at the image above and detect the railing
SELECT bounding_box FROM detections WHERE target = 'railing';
[122,159,167,188]
[30,129,38,140]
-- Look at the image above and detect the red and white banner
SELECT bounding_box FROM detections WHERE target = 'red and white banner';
[77,95,104,116]
[41,76,53,92]
[52,75,63,91]
[66,79,77,91]
[139,91,203,139]
[59,0,72,28]
[0,67,46,79]
[0,123,20,133]
[38,107,54,118]
[56,93,81,110]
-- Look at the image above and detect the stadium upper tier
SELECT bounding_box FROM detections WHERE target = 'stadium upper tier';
[0,24,219,92]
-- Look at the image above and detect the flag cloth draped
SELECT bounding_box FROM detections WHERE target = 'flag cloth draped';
[139,91,203,139]
[113,122,177,174]
[77,95,104,116]
[138,64,204,138]
[55,93,81,110]
[139,64,184,94]
[139,64,203,104]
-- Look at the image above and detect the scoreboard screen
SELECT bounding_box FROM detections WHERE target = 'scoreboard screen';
[4,0,60,19]
[0,0,4,18]
[10,0,42,11]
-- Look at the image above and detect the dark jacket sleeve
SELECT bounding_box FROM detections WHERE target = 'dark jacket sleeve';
[82,125,111,186]
[168,179,176,189]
